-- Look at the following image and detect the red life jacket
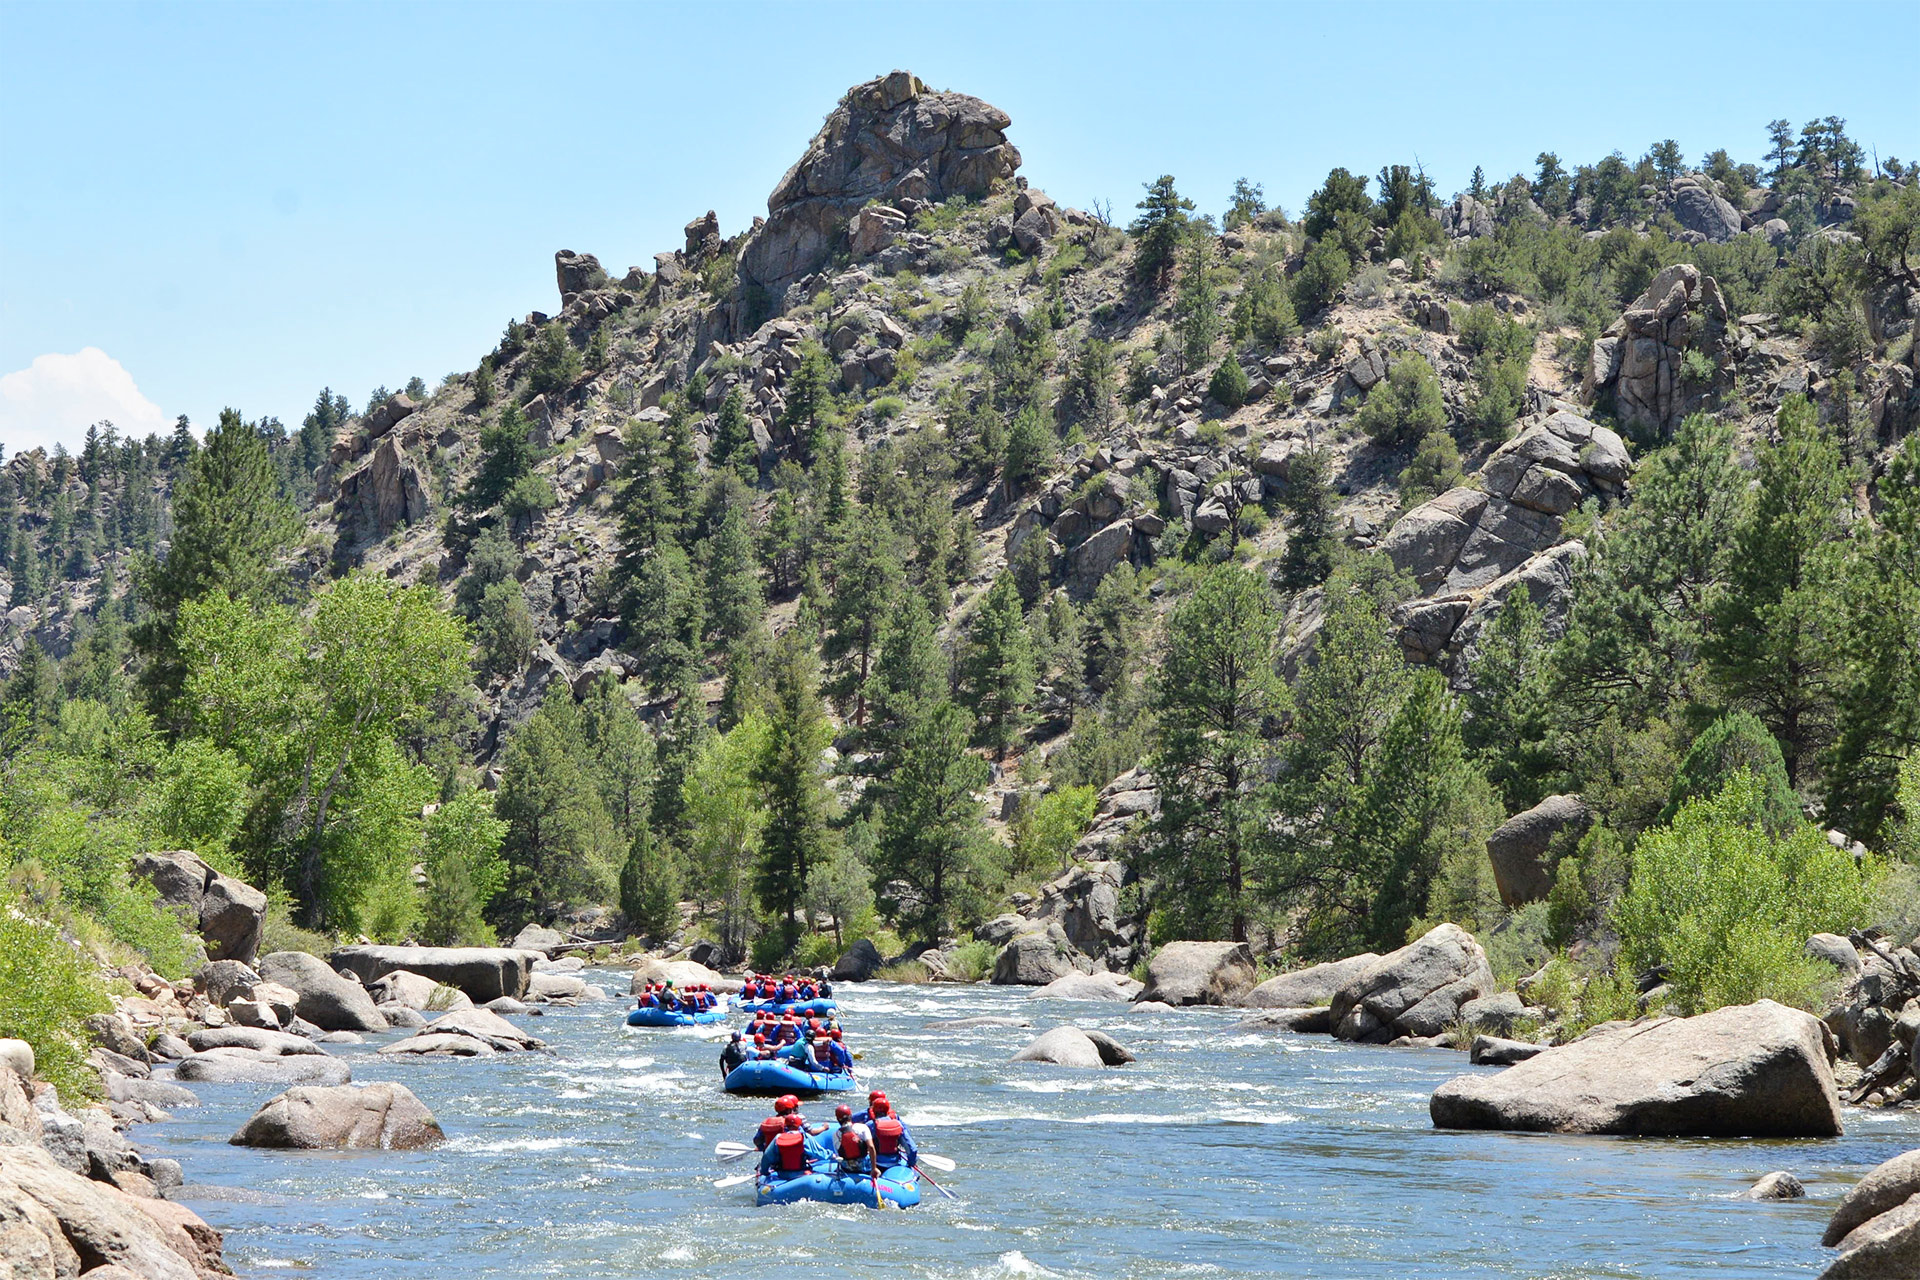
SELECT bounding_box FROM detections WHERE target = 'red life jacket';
[874,1117,903,1156]
[774,1130,808,1172]
[756,1116,784,1150]
[837,1126,866,1160]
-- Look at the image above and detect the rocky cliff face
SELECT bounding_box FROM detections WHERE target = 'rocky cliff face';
[737,70,1020,309]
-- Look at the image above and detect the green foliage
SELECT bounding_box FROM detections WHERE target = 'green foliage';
[0,910,110,1098]
[1145,564,1285,941]
[495,683,622,914]
[500,470,556,519]
[1208,358,1250,409]
[1303,167,1374,242]
[526,321,583,394]
[1224,178,1266,230]
[1462,594,1558,813]
[753,635,835,935]
[619,819,679,941]
[1131,175,1195,288]
[803,825,874,947]
[1229,268,1298,347]
[1665,711,1799,830]
[1174,235,1222,369]
[419,789,508,946]
[1011,784,1097,879]
[461,406,536,512]
[1276,447,1338,592]
[1398,430,1462,507]
[473,579,534,677]
[941,938,998,982]
[1292,237,1351,314]
[1003,404,1055,493]
[682,714,769,958]
[138,737,250,863]
[783,341,839,461]
[959,575,1036,759]
[1356,354,1446,447]
[1614,773,1881,1013]
[874,700,994,939]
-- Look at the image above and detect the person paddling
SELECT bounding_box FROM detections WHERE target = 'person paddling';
[830,1102,875,1175]
[868,1095,918,1172]
[719,1030,750,1080]
[817,1028,854,1074]
[758,1114,814,1181]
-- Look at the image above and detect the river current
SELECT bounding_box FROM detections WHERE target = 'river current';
[140,973,1920,1279]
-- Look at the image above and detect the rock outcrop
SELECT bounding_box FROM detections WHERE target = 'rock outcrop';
[992,923,1088,986]
[334,435,430,549]
[1431,1000,1841,1137]
[1585,263,1735,438]
[231,1083,444,1151]
[1662,175,1744,243]
[1136,941,1257,1007]
[0,1144,222,1280]
[378,1007,545,1057]
[1010,1026,1136,1068]
[331,945,535,1003]
[367,970,473,1013]
[1329,924,1495,1043]
[257,952,387,1033]
[129,850,266,966]
[1241,953,1381,1009]
[1484,794,1592,908]
[738,70,1020,307]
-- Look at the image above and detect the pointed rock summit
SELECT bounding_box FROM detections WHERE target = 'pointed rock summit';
[739,69,1020,307]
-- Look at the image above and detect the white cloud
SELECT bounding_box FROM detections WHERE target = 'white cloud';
[0,348,169,457]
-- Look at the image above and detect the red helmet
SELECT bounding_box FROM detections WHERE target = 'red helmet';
[868,1090,886,1104]
[835,1104,852,1121]
[871,1098,892,1116]
[830,1028,843,1040]
[753,1034,766,1045]
[783,1114,803,1130]
[774,1094,800,1114]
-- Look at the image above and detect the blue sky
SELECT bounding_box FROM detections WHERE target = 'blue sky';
[2,0,1912,455]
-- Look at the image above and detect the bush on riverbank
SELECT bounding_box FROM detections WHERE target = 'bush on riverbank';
[0,909,111,1100]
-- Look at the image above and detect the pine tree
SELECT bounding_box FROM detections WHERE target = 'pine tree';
[1130,175,1195,288]
[1082,563,1147,697]
[875,700,993,939]
[624,541,705,695]
[752,634,834,938]
[1174,235,1222,370]
[762,487,807,598]
[619,816,680,940]
[1276,447,1338,591]
[712,387,758,483]
[959,574,1036,759]
[823,512,903,724]
[1143,565,1285,941]
[134,408,297,726]
[703,501,765,650]
[612,414,671,582]
[783,341,837,462]
[495,684,622,913]
[1702,396,1850,783]
[1462,593,1557,813]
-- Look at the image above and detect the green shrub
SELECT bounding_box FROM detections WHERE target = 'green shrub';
[1208,358,1250,409]
[1357,354,1447,446]
[1613,772,1881,1014]
[941,939,997,982]
[792,931,841,970]
[500,471,557,519]
[1663,711,1799,830]
[0,908,111,1098]
[526,322,583,394]
[1398,430,1463,506]
[1010,785,1098,878]
[870,395,907,422]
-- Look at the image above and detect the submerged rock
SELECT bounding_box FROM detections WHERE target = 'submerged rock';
[1231,1008,1332,1034]
[1745,1171,1805,1200]
[1432,1000,1841,1137]
[1011,1026,1136,1068]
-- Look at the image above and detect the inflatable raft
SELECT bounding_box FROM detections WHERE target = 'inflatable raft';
[732,997,836,1017]
[723,1060,855,1095]
[626,1006,726,1028]
[757,1162,921,1209]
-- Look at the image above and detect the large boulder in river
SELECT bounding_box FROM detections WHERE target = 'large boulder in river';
[1031,972,1143,1002]
[381,1008,545,1057]
[231,1083,444,1150]
[0,1144,220,1280]
[1485,794,1591,908]
[257,952,387,1032]
[991,924,1086,986]
[1137,942,1257,1006]
[367,970,473,1012]
[737,70,1020,307]
[1011,1026,1136,1068]
[1329,924,1495,1043]
[510,923,568,956]
[1824,1149,1920,1246]
[830,939,884,982]
[1430,1000,1841,1137]
[130,849,266,965]
[175,1048,352,1085]
[1240,953,1380,1009]
[331,945,534,1002]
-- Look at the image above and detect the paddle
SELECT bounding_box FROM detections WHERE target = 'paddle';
[715,1141,754,1163]
[713,1172,755,1190]
[916,1166,961,1204]
[917,1153,955,1173]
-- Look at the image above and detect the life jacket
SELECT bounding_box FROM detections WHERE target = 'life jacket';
[874,1117,903,1157]
[837,1125,867,1161]
[798,982,816,999]
[774,1130,808,1173]
[756,1116,783,1150]
[780,983,798,1002]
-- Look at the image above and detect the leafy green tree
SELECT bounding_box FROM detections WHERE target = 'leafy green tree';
[137,737,251,863]
[803,835,874,948]
[1292,236,1351,314]
[453,522,519,618]
[1276,447,1339,591]
[1010,784,1098,878]
[1462,593,1558,813]
[1130,175,1195,288]
[874,700,993,939]
[682,713,769,958]
[1174,235,1221,370]
[1144,564,1285,942]
[960,575,1036,759]
[473,579,533,677]
[865,586,948,770]
[1398,429,1462,507]
[753,635,834,937]
[1702,396,1850,783]
[494,683,622,913]
[1357,353,1447,446]
[419,789,509,946]
[134,408,297,725]
[1614,773,1880,1014]
[526,321,583,394]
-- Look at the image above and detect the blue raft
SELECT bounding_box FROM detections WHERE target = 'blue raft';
[732,997,836,1017]
[723,1060,855,1095]
[757,1162,921,1209]
[626,1006,726,1027]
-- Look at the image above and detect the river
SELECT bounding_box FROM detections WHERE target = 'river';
[139,973,1918,1279]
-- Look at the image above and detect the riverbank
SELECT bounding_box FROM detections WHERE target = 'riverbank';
[136,976,1920,1279]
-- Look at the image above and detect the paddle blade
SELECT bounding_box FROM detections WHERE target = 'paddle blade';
[713,1173,754,1189]
[918,1154,956,1172]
